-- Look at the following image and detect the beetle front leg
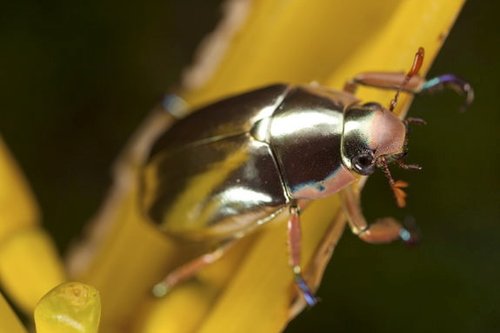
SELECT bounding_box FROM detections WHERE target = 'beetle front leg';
[343,72,473,109]
[343,72,426,95]
[339,186,416,244]
[288,203,318,306]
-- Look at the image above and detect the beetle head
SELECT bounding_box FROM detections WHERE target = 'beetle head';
[340,47,429,207]
[341,102,406,175]
[341,102,414,207]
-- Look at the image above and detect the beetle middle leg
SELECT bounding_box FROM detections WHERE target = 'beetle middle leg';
[152,239,237,297]
[288,203,318,306]
[339,186,417,244]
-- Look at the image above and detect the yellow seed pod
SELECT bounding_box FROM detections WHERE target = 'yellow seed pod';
[34,282,101,333]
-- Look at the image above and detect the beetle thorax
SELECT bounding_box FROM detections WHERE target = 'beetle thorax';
[261,87,358,200]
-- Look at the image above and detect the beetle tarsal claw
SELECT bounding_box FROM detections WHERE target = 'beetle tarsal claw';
[152,282,170,298]
[293,271,318,306]
[421,74,475,112]
[391,180,409,208]
[400,216,420,245]
[377,157,406,207]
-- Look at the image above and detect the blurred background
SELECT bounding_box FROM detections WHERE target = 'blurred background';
[0,1,498,332]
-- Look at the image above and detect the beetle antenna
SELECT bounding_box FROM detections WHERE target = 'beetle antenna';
[404,117,427,127]
[396,159,422,171]
[389,47,425,112]
[377,157,408,207]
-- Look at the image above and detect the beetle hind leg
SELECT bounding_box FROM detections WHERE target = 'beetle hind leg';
[288,204,318,306]
[152,239,236,297]
[339,186,418,245]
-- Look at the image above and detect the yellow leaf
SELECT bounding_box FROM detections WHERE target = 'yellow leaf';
[0,137,39,239]
[0,229,66,313]
[0,138,66,313]
[0,291,27,333]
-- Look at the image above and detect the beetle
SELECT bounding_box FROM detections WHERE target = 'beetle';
[141,48,473,306]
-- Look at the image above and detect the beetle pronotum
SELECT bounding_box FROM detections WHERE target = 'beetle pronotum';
[141,48,473,305]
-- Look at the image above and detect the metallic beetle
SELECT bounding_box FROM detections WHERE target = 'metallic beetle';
[141,49,473,305]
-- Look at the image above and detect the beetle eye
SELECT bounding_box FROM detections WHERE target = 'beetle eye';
[352,151,375,175]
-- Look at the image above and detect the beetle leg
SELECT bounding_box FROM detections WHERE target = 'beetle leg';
[343,72,426,94]
[152,239,236,297]
[339,186,417,244]
[343,72,473,110]
[288,204,318,306]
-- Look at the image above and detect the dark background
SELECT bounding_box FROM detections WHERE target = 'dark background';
[1,1,498,332]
